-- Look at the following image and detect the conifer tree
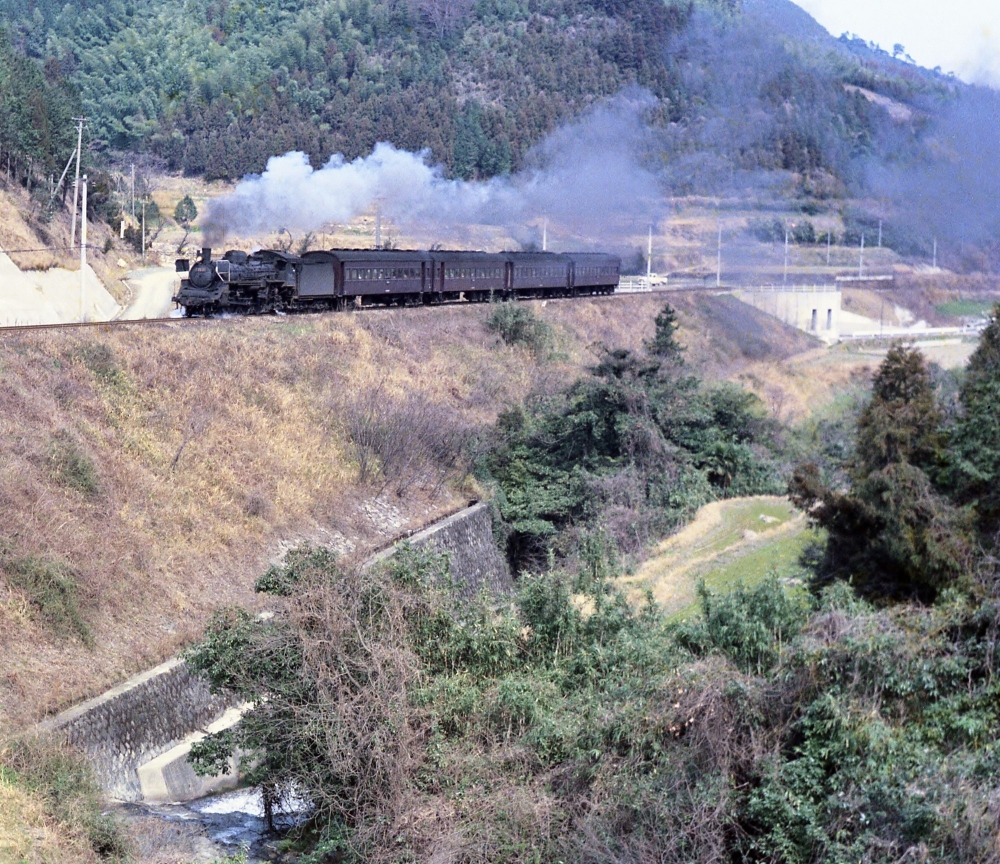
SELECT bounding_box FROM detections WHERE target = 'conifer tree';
[791,343,969,602]
[953,303,1000,540]
[645,303,684,362]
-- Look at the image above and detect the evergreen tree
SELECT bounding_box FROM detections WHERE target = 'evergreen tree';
[645,302,684,362]
[952,303,1000,540]
[791,343,970,602]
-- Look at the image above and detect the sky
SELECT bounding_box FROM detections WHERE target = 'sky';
[792,0,1000,88]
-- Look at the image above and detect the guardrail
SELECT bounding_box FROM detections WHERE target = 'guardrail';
[839,322,986,341]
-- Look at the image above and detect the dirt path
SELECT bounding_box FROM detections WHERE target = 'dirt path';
[621,496,809,614]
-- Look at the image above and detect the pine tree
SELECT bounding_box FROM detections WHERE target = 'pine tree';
[953,303,1000,540]
[645,303,684,362]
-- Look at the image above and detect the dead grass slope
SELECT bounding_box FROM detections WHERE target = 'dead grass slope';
[0,292,834,730]
[0,182,147,306]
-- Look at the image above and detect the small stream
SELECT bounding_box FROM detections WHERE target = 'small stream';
[119,787,309,863]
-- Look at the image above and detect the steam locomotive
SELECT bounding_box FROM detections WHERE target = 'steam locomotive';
[173,247,621,316]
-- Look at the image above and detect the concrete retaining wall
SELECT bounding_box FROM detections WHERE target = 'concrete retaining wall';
[37,658,236,802]
[371,501,512,596]
[40,501,510,802]
[733,287,841,344]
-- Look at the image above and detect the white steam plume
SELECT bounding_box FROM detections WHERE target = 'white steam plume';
[203,90,664,250]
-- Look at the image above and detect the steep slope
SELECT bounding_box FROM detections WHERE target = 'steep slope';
[0,294,823,731]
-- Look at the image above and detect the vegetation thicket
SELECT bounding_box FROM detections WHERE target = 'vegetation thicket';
[177,304,1000,863]
[479,303,784,570]
[792,309,1000,603]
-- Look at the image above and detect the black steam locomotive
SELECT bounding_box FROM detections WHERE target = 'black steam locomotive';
[173,247,620,316]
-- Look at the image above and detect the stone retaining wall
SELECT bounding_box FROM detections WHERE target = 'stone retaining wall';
[39,501,510,802]
[370,501,512,596]
[37,658,235,802]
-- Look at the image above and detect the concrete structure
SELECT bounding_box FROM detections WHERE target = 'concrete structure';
[137,705,248,803]
[0,251,121,325]
[36,658,237,802]
[368,501,512,597]
[733,286,841,344]
[39,501,510,803]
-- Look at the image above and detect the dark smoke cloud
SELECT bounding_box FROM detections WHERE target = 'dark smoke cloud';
[203,89,665,252]
[863,85,1000,256]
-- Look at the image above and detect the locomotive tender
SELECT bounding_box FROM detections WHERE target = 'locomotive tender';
[173,247,621,316]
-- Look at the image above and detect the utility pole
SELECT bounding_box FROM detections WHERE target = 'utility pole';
[826,230,832,265]
[80,175,87,322]
[646,226,652,284]
[783,230,789,285]
[131,163,135,220]
[716,224,722,287]
[69,117,84,248]
[859,232,865,278]
[542,218,547,252]
[375,204,381,249]
[878,219,883,248]
[142,199,146,264]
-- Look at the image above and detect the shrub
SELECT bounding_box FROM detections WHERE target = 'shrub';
[674,578,807,674]
[485,300,554,357]
[336,381,470,495]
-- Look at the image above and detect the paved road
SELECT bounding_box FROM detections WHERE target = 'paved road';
[120,267,178,320]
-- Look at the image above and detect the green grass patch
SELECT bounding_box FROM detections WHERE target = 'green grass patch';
[701,527,820,595]
[669,525,821,623]
[1,737,131,862]
[47,431,100,496]
[698,498,795,557]
[935,299,998,319]
[0,546,93,646]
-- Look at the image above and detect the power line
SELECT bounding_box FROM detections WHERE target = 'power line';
[0,244,106,254]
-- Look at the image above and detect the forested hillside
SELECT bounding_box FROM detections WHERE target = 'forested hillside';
[0,0,965,190]
[1,0,687,180]
[0,26,79,202]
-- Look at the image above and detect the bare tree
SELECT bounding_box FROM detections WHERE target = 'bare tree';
[407,0,473,38]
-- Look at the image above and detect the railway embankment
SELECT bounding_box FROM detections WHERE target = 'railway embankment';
[0,287,942,735]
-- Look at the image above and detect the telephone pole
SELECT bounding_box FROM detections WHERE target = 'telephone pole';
[646,226,652,283]
[783,230,789,285]
[542,217,547,252]
[859,232,865,278]
[80,175,87,322]
[716,224,722,287]
[69,118,84,248]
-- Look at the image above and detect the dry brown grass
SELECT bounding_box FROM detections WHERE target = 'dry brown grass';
[0,775,100,864]
[0,291,844,733]
[0,183,143,306]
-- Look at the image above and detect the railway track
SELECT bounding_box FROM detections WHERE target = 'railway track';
[0,283,729,335]
[0,316,211,335]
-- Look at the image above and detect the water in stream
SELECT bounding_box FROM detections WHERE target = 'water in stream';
[120,786,309,863]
